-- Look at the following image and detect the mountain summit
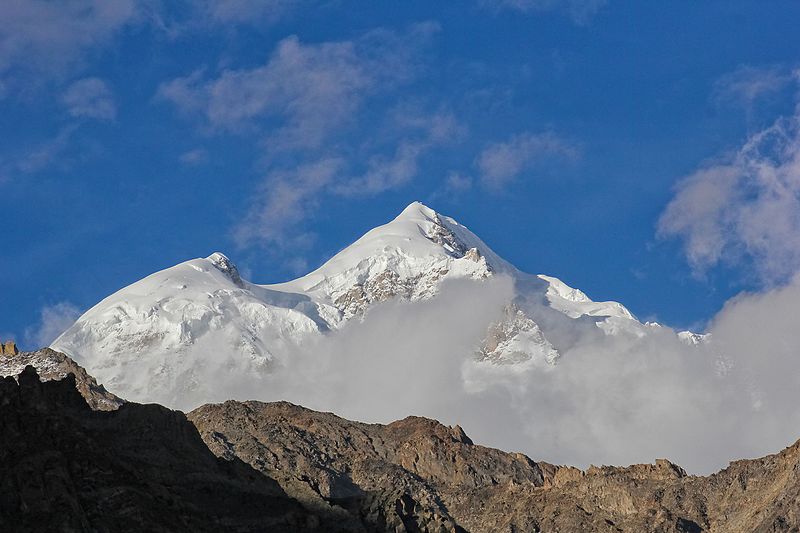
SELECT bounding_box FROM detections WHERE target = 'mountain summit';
[52,202,688,408]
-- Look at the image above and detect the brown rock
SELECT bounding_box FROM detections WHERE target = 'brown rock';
[0,367,341,532]
[6,348,800,532]
[1,340,18,356]
[0,347,123,410]
[189,400,800,533]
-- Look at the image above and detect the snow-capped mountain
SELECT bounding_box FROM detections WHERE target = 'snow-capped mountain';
[52,202,693,407]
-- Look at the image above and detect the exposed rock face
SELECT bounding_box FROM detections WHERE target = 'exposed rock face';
[0,348,123,410]
[0,367,338,532]
[478,304,560,365]
[4,349,800,532]
[188,401,548,532]
[189,400,800,533]
[1,340,18,356]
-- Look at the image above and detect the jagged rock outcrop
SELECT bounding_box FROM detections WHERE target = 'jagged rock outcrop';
[188,401,549,532]
[1,340,18,356]
[0,347,123,410]
[0,366,342,532]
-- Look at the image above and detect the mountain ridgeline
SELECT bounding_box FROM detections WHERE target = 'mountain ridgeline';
[2,348,800,532]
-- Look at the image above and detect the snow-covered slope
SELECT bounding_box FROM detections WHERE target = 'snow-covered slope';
[52,201,693,407]
[52,253,324,406]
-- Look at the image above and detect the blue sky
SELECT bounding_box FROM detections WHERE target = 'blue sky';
[2,0,800,348]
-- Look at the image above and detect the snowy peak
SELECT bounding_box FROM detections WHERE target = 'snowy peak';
[269,202,501,320]
[394,200,438,222]
[50,200,688,408]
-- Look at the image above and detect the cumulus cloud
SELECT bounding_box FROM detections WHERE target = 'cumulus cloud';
[62,77,116,120]
[0,0,139,83]
[24,302,81,350]
[157,23,439,150]
[658,75,800,284]
[480,0,607,24]
[476,132,578,190]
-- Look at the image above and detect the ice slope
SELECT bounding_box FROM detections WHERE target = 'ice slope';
[52,201,691,407]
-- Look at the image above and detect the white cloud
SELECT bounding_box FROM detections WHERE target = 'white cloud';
[158,23,439,151]
[336,109,464,196]
[658,75,800,284]
[713,64,793,108]
[160,270,800,475]
[476,132,578,190]
[179,148,208,165]
[481,0,607,24]
[233,157,344,250]
[62,77,116,120]
[24,302,81,349]
[0,0,139,83]
[202,0,302,24]
[234,105,462,254]
[16,124,79,174]
[445,172,473,193]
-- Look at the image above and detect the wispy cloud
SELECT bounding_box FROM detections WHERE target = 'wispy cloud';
[336,109,464,196]
[659,72,800,285]
[480,0,608,24]
[201,0,304,25]
[24,302,81,350]
[62,77,116,120]
[234,107,463,254]
[476,132,578,190]
[444,172,473,193]
[0,0,140,85]
[157,23,440,151]
[15,124,79,174]
[712,64,794,109]
[179,148,208,166]
[233,157,344,250]
[203,24,460,259]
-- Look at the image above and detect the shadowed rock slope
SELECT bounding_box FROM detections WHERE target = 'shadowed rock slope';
[3,349,800,532]
[0,347,123,410]
[0,367,339,532]
[190,400,800,533]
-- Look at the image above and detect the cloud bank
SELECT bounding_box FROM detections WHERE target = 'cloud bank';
[155,273,800,475]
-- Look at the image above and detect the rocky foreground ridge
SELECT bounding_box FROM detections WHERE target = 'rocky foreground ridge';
[1,349,799,532]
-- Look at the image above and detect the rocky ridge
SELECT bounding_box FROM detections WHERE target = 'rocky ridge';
[189,399,800,533]
[0,347,122,410]
[1,350,799,532]
[0,366,341,532]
